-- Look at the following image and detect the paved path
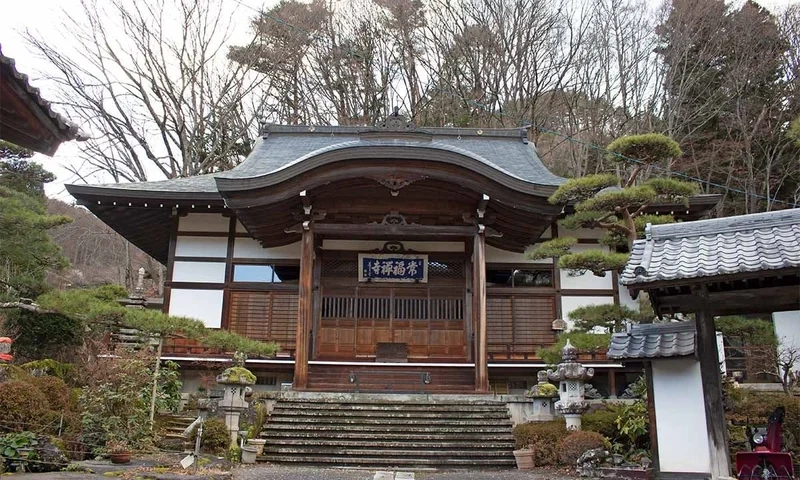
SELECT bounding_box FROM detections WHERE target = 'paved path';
[8,463,579,480]
[232,465,579,480]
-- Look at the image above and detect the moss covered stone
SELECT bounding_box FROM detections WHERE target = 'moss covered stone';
[217,366,256,385]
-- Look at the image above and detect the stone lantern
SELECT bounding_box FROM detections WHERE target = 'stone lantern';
[547,339,594,430]
[526,370,559,422]
[216,352,256,445]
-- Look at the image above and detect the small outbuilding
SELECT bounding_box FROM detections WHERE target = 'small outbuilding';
[608,321,709,478]
[620,208,800,480]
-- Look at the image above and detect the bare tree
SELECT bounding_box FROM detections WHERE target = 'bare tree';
[25,0,269,183]
[758,342,800,395]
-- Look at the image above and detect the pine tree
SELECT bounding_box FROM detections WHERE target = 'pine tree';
[528,133,696,331]
[0,145,71,299]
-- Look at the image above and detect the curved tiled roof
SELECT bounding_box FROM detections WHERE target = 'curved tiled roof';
[622,209,800,286]
[215,126,564,189]
[0,45,85,152]
[67,125,565,197]
[608,322,696,360]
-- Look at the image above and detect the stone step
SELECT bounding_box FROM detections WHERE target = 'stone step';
[264,446,513,457]
[261,431,514,442]
[262,439,513,449]
[267,416,511,426]
[270,409,510,420]
[273,402,508,413]
[264,423,512,434]
[259,397,516,468]
[257,454,516,467]
[278,397,507,406]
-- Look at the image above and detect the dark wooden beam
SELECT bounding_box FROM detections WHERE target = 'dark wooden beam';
[298,223,482,237]
[652,285,800,316]
[293,224,314,390]
[696,309,731,478]
[473,229,489,393]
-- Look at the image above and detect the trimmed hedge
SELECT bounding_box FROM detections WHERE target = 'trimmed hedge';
[582,406,620,439]
[512,420,567,466]
[0,380,51,432]
[557,430,608,465]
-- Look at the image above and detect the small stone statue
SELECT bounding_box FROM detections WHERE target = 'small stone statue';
[232,351,247,367]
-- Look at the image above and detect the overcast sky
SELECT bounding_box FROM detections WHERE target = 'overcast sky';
[2,0,798,202]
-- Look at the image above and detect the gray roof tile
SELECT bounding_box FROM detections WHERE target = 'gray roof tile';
[217,129,565,186]
[0,45,83,141]
[607,322,696,359]
[66,125,564,196]
[622,209,800,286]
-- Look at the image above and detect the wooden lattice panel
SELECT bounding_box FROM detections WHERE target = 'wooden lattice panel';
[486,294,556,356]
[228,291,298,354]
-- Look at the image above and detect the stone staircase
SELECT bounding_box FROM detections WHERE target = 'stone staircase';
[258,396,516,468]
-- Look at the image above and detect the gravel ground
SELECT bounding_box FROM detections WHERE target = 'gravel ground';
[232,465,579,480]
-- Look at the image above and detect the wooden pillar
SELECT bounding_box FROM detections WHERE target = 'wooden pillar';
[473,229,489,393]
[608,370,617,398]
[696,309,732,479]
[644,362,660,475]
[293,224,314,390]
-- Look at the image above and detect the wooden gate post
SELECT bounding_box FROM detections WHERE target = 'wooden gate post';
[293,224,315,390]
[696,309,732,479]
[473,228,489,393]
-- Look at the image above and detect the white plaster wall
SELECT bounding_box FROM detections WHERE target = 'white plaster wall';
[774,311,800,351]
[178,213,230,232]
[652,358,711,475]
[618,282,639,311]
[234,239,301,259]
[559,244,614,290]
[236,220,248,233]
[175,236,228,258]
[556,225,605,240]
[561,296,614,330]
[168,289,224,328]
[171,261,226,283]
[322,240,465,252]
[485,245,552,264]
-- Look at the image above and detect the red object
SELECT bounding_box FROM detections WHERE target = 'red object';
[736,407,796,479]
[0,337,12,363]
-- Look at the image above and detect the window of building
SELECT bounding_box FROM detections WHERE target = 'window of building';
[486,267,553,287]
[233,264,299,283]
[256,376,277,386]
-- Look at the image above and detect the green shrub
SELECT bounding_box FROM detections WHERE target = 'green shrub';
[0,380,51,433]
[537,332,612,365]
[512,421,567,466]
[190,418,230,454]
[557,430,609,465]
[27,376,71,413]
[583,406,620,439]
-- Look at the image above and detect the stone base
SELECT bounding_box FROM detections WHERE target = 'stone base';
[526,413,557,422]
[564,413,582,430]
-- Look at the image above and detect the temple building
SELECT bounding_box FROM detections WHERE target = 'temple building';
[66,117,718,396]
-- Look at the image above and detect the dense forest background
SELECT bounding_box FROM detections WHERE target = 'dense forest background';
[14,0,800,287]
